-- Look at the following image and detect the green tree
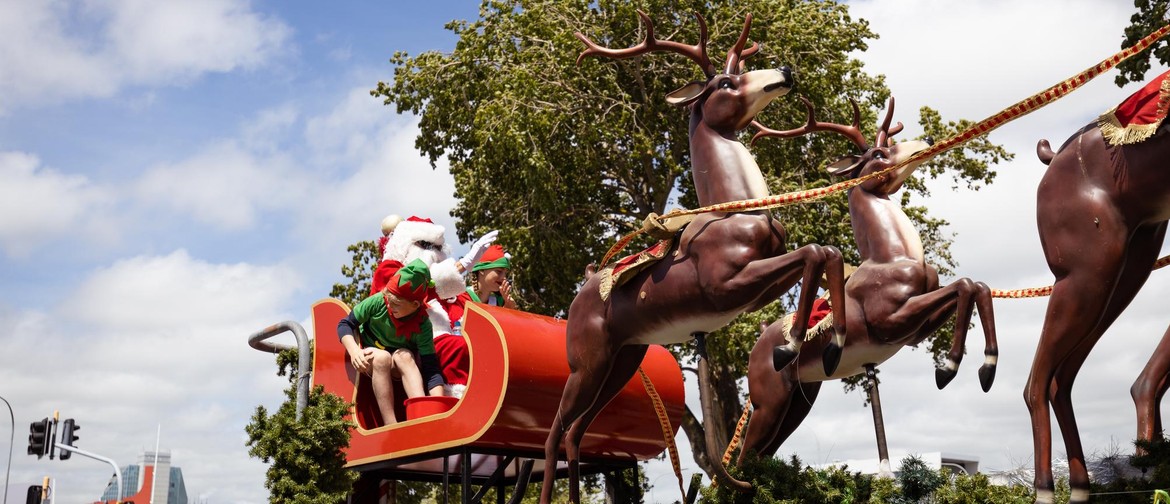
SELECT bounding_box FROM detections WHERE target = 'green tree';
[1116,0,1170,87]
[372,0,1009,479]
[245,348,358,504]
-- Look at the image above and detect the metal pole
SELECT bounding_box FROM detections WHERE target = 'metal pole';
[55,444,121,502]
[247,321,312,419]
[864,364,892,477]
[0,394,11,504]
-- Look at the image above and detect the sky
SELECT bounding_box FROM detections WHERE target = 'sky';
[0,0,1166,503]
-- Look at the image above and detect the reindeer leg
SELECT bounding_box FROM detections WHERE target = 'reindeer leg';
[563,344,649,503]
[821,246,847,374]
[1027,252,1127,503]
[1134,327,1170,451]
[541,332,619,504]
[740,322,797,466]
[972,281,998,391]
[768,244,835,372]
[1126,222,1170,450]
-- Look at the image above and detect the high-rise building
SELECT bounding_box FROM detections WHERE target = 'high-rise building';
[99,450,188,504]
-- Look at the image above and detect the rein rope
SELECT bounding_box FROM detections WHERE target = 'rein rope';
[992,254,1170,298]
[600,23,1170,268]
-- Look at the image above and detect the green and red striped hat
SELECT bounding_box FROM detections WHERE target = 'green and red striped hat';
[386,258,431,303]
[472,244,510,272]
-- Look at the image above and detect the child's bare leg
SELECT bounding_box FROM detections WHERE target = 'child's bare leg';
[370,349,399,425]
[394,349,425,398]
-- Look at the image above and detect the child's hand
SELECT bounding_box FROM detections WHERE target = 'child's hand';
[351,348,375,374]
[500,279,512,299]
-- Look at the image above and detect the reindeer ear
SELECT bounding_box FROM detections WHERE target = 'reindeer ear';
[665,81,706,106]
[826,155,863,176]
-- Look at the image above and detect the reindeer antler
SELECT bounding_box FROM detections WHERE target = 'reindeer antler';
[576,11,716,76]
[875,97,904,147]
[751,96,869,149]
[723,14,760,75]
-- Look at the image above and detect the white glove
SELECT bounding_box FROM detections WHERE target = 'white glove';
[458,229,499,271]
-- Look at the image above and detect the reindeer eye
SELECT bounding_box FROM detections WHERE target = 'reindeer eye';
[718,79,733,89]
[872,151,886,160]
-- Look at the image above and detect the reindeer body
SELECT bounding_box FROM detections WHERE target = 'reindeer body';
[1027,113,1170,503]
[734,99,998,468]
[540,13,849,503]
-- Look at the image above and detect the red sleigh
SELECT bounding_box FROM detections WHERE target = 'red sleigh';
[304,299,685,499]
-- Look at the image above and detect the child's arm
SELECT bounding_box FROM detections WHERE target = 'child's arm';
[338,311,374,373]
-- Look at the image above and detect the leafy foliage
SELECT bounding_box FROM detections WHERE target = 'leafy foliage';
[701,454,875,503]
[245,348,358,504]
[372,0,1007,480]
[1116,0,1170,87]
[329,239,379,306]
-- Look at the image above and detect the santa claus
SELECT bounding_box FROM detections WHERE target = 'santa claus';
[370,215,496,397]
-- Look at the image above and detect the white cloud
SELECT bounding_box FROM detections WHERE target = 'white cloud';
[0,0,291,112]
[134,141,305,230]
[0,250,300,503]
[0,151,118,257]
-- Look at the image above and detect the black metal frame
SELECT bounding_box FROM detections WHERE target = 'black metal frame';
[350,445,639,504]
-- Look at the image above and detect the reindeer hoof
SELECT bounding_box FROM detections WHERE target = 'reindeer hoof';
[773,346,798,371]
[979,364,997,392]
[935,367,957,389]
[822,342,842,376]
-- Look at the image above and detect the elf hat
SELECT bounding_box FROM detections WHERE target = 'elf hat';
[386,258,431,303]
[472,244,511,272]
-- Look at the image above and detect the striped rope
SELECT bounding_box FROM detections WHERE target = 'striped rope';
[600,23,1170,267]
[721,403,752,466]
[991,254,1170,298]
[638,367,686,500]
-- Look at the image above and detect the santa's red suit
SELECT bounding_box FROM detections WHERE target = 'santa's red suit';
[370,216,494,392]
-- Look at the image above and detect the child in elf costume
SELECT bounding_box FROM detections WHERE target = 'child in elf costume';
[467,244,517,308]
[338,258,444,425]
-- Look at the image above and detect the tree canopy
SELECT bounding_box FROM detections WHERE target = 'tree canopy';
[371,0,1009,478]
[1117,0,1170,87]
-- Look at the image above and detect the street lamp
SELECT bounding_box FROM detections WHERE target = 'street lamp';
[1,394,13,504]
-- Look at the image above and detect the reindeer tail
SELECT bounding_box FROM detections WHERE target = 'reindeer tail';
[1036,139,1055,166]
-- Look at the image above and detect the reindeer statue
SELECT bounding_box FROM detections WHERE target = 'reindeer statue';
[728,97,999,472]
[540,12,849,503]
[1026,69,1170,504]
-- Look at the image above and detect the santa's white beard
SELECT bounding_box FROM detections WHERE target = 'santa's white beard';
[400,246,446,267]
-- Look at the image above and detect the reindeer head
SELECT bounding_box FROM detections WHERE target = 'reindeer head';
[576,11,794,134]
[754,97,933,195]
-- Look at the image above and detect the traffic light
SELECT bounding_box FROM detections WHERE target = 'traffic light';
[58,419,79,460]
[27,418,51,458]
[25,485,42,504]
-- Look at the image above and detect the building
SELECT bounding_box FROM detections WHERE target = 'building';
[99,450,188,504]
[815,451,981,477]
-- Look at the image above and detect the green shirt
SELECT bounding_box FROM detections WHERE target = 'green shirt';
[350,293,436,357]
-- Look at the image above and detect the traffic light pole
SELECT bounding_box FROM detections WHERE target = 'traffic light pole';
[53,445,120,503]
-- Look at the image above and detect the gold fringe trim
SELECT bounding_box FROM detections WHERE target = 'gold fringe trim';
[598,237,675,301]
[1098,75,1170,146]
[779,310,835,343]
[1098,107,1162,146]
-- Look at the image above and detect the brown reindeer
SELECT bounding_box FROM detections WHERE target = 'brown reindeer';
[540,12,849,503]
[731,97,999,469]
[1027,71,1170,504]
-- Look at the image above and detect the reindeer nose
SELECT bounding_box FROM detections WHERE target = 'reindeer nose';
[923,136,935,146]
[779,66,794,87]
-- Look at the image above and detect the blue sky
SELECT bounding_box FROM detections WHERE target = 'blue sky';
[2,1,1168,503]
